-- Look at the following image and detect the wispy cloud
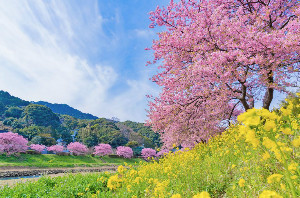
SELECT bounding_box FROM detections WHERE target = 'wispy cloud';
[0,0,159,122]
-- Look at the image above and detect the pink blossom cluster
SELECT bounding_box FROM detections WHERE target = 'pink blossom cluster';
[141,148,157,160]
[116,146,133,158]
[93,144,113,156]
[30,144,46,153]
[67,142,88,156]
[0,132,28,155]
[157,149,170,158]
[47,145,64,153]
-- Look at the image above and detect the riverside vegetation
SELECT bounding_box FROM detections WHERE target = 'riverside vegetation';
[1,94,299,197]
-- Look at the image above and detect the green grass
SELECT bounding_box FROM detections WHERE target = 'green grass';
[0,172,113,197]
[0,154,142,168]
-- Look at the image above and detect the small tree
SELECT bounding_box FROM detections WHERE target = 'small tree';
[30,144,46,153]
[0,132,28,155]
[141,148,157,160]
[93,143,113,157]
[67,142,88,156]
[47,145,64,154]
[116,146,133,159]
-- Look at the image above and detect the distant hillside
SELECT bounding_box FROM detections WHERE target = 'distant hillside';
[33,101,98,120]
[0,91,30,107]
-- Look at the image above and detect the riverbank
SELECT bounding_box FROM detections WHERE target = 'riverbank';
[0,165,117,179]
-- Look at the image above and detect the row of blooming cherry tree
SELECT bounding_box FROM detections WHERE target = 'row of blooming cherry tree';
[0,132,170,159]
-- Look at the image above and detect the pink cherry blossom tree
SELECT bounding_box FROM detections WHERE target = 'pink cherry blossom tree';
[30,144,46,153]
[67,142,88,156]
[0,132,28,155]
[93,143,113,157]
[116,146,133,158]
[147,0,300,148]
[141,148,157,160]
[47,145,64,154]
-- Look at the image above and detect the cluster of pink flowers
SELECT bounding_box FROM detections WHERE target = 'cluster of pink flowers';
[47,145,64,153]
[116,146,133,158]
[67,142,88,155]
[141,148,157,160]
[30,144,46,153]
[0,132,28,155]
[93,143,113,156]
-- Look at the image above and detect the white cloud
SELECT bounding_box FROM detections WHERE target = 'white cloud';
[0,0,159,122]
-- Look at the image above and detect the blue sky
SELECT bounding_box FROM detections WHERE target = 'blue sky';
[0,0,169,122]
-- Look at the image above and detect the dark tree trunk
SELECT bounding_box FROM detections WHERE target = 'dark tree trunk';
[262,70,274,110]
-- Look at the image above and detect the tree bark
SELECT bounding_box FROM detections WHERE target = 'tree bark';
[262,70,274,110]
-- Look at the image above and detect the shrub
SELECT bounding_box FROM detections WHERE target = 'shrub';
[47,145,64,154]
[67,142,88,156]
[141,148,157,160]
[94,143,113,156]
[0,132,28,155]
[116,146,133,158]
[30,144,46,153]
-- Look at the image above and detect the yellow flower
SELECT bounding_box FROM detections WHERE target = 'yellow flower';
[127,184,132,192]
[267,174,283,184]
[77,192,84,196]
[238,178,245,187]
[231,164,236,169]
[262,137,276,149]
[281,127,293,135]
[85,187,89,191]
[259,190,282,198]
[262,152,270,161]
[131,196,137,198]
[291,175,298,180]
[171,194,182,198]
[288,162,298,173]
[264,120,276,131]
[192,191,211,198]
[280,184,286,190]
[117,165,126,174]
[107,174,123,190]
[292,136,300,147]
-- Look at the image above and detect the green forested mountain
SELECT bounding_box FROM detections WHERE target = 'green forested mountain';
[34,101,98,120]
[0,90,160,150]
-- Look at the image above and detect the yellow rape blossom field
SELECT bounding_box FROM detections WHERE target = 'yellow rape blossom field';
[104,95,299,198]
[1,95,299,197]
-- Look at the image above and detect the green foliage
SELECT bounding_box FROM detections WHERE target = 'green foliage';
[4,106,23,118]
[126,141,139,148]
[0,173,113,197]
[121,120,161,147]
[23,104,60,127]
[17,125,44,141]
[3,117,16,126]
[38,134,57,146]
[78,119,129,148]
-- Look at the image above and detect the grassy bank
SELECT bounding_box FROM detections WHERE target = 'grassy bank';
[0,154,142,168]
